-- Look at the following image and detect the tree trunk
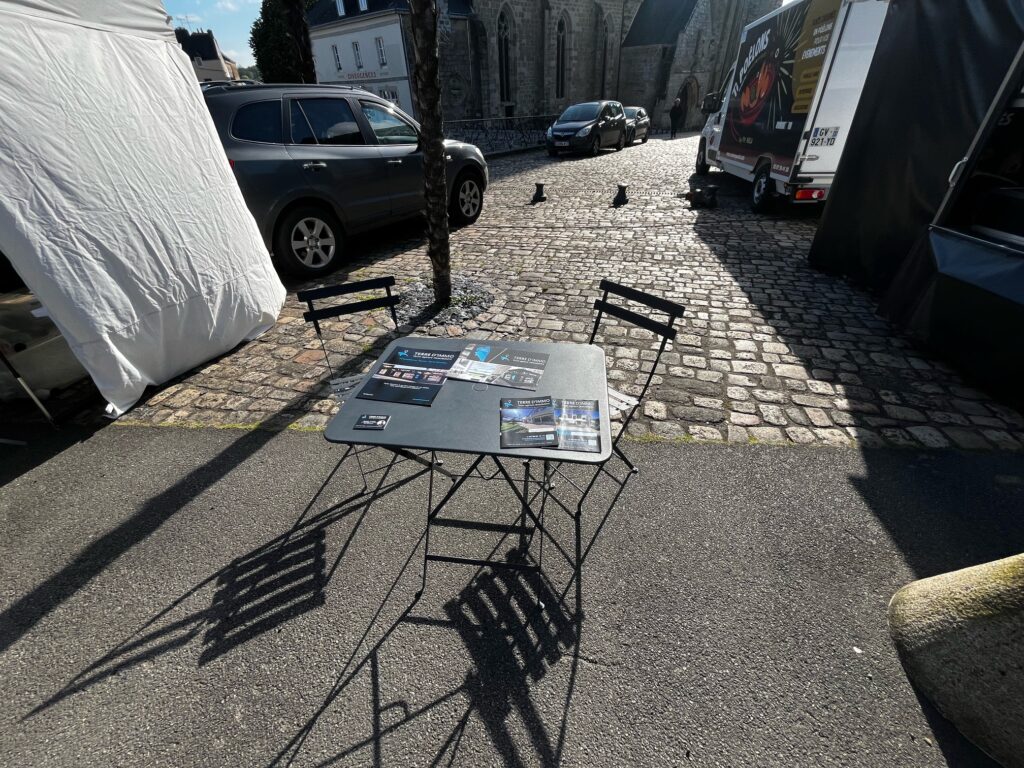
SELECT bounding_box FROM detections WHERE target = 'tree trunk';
[282,0,316,84]
[407,0,452,307]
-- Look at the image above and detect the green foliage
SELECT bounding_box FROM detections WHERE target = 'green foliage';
[237,64,262,81]
[249,0,316,84]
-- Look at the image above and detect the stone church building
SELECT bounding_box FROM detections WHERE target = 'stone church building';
[307,0,779,125]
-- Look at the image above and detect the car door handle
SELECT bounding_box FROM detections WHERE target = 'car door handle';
[303,161,326,170]
[386,159,403,165]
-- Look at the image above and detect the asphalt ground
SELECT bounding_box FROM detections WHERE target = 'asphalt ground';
[2,425,1023,767]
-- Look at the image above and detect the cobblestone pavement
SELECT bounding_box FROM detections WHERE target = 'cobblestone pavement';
[122,135,1022,450]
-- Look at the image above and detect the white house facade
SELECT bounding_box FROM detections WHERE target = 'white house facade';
[309,8,414,115]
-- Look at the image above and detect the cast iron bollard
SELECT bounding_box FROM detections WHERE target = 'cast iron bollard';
[613,183,629,207]
[532,182,547,204]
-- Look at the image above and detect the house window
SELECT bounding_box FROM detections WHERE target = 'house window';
[379,88,399,106]
[555,17,567,99]
[331,44,342,70]
[352,41,363,69]
[358,0,367,10]
[375,36,387,67]
[497,10,513,104]
[335,0,345,16]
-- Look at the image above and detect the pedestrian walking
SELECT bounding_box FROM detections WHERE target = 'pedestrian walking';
[669,98,684,139]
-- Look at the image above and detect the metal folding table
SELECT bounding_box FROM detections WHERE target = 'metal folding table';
[324,336,614,595]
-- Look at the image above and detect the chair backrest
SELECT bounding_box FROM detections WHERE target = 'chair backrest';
[590,279,685,404]
[297,276,400,377]
[297,276,400,337]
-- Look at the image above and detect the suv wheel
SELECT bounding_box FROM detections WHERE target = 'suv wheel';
[450,171,484,226]
[275,206,343,277]
[615,131,626,151]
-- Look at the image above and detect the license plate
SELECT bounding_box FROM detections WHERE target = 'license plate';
[555,141,569,147]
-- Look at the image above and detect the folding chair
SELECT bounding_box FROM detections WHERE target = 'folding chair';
[297,276,423,491]
[297,276,400,384]
[589,279,685,474]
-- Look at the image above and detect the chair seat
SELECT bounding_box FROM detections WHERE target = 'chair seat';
[606,386,639,414]
[329,373,366,403]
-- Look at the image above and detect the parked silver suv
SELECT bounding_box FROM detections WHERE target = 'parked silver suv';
[204,84,488,276]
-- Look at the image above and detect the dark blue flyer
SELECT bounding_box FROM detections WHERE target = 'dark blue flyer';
[356,347,458,406]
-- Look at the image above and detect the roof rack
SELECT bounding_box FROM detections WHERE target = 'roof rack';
[200,82,371,95]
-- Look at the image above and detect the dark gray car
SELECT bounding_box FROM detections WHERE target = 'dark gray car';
[545,101,627,156]
[204,84,488,276]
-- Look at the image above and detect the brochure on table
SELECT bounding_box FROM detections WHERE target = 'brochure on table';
[499,396,602,452]
[449,343,549,390]
[356,347,459,406]
[500,396,557,448]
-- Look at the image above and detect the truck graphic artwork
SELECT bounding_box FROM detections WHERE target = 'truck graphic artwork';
[721,0,841,172]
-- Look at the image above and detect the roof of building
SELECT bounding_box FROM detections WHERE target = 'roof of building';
[307,0,472,27]
[622,0,699,48]
[175,28,225,62]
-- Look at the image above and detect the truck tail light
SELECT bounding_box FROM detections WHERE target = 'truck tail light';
[795,188,827,201]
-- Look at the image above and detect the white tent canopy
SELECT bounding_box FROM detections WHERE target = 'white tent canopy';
[0,0,285,414]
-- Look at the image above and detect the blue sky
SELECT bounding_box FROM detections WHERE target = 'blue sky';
[164,0,262,67]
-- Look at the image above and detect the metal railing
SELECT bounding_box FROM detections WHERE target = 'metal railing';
[443,114,559,157]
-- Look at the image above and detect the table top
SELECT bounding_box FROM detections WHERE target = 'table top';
[324,337,612,464]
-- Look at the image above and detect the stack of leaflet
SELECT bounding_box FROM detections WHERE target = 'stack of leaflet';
[499,396,601,453]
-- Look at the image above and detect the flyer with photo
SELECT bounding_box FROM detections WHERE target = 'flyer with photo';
[449,343,549,390]
[554,398,602,453]
[499,396,558,448]
[356,346,459,407]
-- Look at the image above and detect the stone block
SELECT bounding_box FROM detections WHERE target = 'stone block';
[889,554,1024,768]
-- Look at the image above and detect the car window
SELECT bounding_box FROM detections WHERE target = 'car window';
[625,107,638,118]
[289,101,315,144]
[638,109,646,119]
[231,101,283,143]
[360,102,418,145]
[293,98,365,145]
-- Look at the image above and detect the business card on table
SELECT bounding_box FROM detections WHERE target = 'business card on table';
[354,414,390,430]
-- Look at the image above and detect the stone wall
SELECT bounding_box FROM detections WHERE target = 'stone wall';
[617,43,672,114]
[657,0,781,131]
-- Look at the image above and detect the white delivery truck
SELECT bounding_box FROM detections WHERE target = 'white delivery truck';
[696,0,888,211]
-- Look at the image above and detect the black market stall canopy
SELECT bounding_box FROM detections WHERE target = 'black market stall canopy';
[807,0,1024,408]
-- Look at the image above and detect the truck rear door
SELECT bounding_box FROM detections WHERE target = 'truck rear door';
[797,0,888,180]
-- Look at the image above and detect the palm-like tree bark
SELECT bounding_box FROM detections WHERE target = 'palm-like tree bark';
[407,0,452,306]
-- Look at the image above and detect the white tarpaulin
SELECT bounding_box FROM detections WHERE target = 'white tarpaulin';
[0,1,285,415]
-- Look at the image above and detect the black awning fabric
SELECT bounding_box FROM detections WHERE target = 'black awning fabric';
[889,228,1024,407]
[807,0,1024,289]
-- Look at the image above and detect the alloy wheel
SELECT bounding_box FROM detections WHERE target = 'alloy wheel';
[290,217,336,268]
[458,178,481,218]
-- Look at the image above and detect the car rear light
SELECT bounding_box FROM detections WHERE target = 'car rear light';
[795,187,827,201]
[228,158,235,169]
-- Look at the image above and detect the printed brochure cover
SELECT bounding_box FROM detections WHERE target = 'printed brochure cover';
[554,398,601,453]
[356,346,459,407]
[499,396,558,448]
[449,343,549,390]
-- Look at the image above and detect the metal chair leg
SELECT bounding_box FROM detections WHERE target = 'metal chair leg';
[415,451,437,601]
[613,443,639,474]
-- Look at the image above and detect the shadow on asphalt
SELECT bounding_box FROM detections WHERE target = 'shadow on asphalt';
[25,449,429,716]
[685,169,1024,767]
[0,297,444,657]
[268,457,634,767]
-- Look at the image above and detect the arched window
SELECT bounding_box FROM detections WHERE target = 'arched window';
[556,17,568,99]
[498,10,513,104]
